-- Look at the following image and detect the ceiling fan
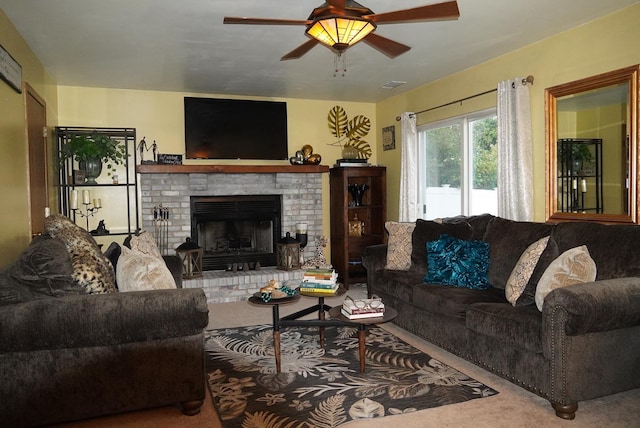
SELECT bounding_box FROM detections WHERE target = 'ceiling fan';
[223,0,460,60]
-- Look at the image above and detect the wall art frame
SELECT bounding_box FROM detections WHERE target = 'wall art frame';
[0,43,22,94]
[382,125,396,151]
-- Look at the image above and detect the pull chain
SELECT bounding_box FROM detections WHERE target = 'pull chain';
[333,52,347,77]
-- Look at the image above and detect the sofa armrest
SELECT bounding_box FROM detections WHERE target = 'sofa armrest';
[542,277,640,336]
[362,244,388,272]
[0,288,209,353]
[362,244,388,297]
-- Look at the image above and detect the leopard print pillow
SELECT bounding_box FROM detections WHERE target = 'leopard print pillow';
[44,214,116,294]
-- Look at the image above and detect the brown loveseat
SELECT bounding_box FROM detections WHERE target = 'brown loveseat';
[362,214,640,419]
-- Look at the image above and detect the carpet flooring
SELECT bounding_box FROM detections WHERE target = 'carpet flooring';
[205,323,497,427]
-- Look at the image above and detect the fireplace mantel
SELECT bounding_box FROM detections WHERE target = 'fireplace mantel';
[136,164,329,174]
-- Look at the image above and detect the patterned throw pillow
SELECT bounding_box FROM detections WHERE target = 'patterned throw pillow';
[505,236,550,306]
[424,234,492,290]
[116,246,176,291]
[384,221,416,271]
[534,245,596,311]
[44,214,116,294]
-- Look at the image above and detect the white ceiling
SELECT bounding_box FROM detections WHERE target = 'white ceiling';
[2,0,638,103]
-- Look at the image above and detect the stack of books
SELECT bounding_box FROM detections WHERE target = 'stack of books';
[298,268,339,294]
[341,296,385,319]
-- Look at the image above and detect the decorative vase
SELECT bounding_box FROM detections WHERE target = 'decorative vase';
[571,159,582,176]
[348,184,369,206]
[80,158,103,184]
[341,145,359,159]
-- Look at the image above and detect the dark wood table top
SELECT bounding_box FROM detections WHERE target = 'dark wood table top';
[248,293,301,306]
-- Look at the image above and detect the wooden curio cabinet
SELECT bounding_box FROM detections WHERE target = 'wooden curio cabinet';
[329,166,386,288]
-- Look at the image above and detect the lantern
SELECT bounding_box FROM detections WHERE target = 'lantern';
[276,232,301,271]
[175,237,203,279]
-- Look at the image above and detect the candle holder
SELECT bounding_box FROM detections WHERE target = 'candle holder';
[70,189,102,231]
[73,202,101,231]
[295,223,308,265]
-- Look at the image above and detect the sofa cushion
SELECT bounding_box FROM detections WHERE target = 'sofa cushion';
[442,213,496,241]
[384,221,416,271]
[410,219,473,275]
[424,234,491,289]
[116,246,177,292]
[483,217,556,290]
[540,221,640,279]
[534,245,596,311]
[413,283,505,322]
[44,214,116,294]
[376,270,424,302]
[0,236,80,305]
[466,302,543,353]
[518,221,640,306]
[103,241,122,271]
[505,236,550,306]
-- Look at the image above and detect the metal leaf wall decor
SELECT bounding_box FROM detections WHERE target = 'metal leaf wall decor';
[327,106,371,159]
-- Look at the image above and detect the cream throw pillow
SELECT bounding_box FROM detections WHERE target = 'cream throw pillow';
[535,245,596,311]
[384,221,416,271]
[505,236,550,306]
[129,231,163,260]
[116,246,176,292]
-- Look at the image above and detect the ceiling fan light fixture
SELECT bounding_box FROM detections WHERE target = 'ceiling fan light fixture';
[306,16,376,51]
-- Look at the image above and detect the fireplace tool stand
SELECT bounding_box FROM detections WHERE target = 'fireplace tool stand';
[153,205,169,255]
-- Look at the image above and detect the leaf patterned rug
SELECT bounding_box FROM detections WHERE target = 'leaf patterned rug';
[205,324,498,427]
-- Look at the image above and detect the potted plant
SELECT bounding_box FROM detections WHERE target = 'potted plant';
[59,134,127,183]
[559,141,593,175]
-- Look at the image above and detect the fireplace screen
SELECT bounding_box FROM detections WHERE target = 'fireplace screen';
[191,195,282,271]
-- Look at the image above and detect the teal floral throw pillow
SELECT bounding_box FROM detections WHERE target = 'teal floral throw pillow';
[424,234,492,289]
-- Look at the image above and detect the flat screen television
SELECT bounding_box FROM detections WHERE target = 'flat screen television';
[184,97,288,160]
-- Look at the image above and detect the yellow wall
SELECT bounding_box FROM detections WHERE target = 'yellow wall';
[0,9,58,267]
[4,3,640,266]
[57,86,378,251]
[376,3,640,222]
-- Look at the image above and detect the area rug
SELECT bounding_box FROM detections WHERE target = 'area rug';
[205,324,498,427]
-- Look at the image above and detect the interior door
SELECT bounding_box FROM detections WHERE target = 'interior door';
[25,83,49,236]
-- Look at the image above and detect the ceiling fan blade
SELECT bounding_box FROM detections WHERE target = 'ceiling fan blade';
[365,1,460,24]
[223,16,310,26]
[363,33,411,59]
[281,39,319,61]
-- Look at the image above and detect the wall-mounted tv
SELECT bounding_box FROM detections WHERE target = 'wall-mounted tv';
[184,97,288,160]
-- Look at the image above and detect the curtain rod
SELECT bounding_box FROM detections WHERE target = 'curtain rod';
[395,75,534,121]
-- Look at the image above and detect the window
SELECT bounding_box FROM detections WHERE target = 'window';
[418,109,498,219]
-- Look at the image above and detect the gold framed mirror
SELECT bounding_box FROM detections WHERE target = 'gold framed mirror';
[546,64,639,223]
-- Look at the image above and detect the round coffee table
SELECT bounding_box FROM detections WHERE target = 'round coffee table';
[328,305,398,372]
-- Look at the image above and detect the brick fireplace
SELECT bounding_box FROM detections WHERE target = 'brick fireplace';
[138,164,329,303]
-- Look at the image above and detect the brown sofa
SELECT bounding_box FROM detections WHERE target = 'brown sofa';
[0,235,209,427]
[363,215,640,419]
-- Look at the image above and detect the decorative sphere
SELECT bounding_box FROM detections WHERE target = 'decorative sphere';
[305,154,321,164]
[301,145,314,159]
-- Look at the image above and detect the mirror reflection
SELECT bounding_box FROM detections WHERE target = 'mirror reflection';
[546,65,639,223]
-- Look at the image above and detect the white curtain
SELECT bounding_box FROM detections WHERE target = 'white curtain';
[497,78,533,221]
[399,112,420,222]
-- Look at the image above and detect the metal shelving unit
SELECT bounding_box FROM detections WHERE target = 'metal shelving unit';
[56,126,139,236]
[557,138,603,214]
